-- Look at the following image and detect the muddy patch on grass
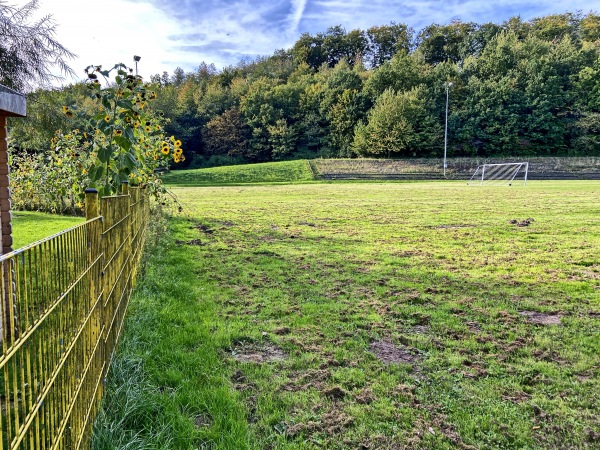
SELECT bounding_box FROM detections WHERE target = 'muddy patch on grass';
[230,342,287,363]
[355,387,375,405]
[324,386,347,400]
[175,239,203,246]
[519,310,562,325]
[411,325,430,334]
[194,414,212,428]
[193,223,214,234]
[286,410,354,438]
[430,224,475,229]
[370,340,420,367]
[280,368,330,392]
[466,321,482,332]
[509,218,535,227]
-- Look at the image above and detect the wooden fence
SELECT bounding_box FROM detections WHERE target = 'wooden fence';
[0,182,149,449]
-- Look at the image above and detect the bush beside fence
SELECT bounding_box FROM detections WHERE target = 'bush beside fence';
[0,183,149,450]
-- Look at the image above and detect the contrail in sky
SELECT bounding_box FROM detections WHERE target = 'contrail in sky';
[289,0,307,33]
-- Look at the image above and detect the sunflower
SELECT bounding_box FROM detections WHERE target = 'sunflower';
[104,115,111,122]
[174,139,182,147]
[61,105,69,113]
[174,155,181,163]
[133,121,140,129]
[114,129,123,137]
[174,148,183,156]
[161,146,169,155]
[145,126,151,132]
[125,116,132,124]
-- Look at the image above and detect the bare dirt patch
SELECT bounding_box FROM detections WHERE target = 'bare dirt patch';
[175,239,203,246]
[466,321,482,332]
[355,387,375,405]
[509,218,535,227]
[194,414,211,428]
[286,410,354,438]
[370,340,420,367]
[431,224,474,229]
[519,310,562,325]
[194,223,214,234]
[230,342,287,363]
[411,325,430,334]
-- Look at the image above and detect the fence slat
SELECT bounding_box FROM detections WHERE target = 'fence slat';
[0,187,149,449]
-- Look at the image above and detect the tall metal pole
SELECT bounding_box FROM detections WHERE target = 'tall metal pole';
[133,55,141,76]
[443,82,453,178]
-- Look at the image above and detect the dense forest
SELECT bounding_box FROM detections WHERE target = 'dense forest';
[9,12,600,167]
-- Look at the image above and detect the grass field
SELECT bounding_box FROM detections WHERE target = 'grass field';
[11,210,84,249]
[92,179,600,449]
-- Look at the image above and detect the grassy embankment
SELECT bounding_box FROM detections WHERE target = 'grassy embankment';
[162,160,315,186]
[92,165,600,450]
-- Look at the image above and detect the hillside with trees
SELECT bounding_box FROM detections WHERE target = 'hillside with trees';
[9,11,600,167]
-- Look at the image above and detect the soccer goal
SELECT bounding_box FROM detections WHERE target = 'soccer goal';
[467,162,529,186]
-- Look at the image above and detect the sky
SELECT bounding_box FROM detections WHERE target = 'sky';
[8,0,600,85]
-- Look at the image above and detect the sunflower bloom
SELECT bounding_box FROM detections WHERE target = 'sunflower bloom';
[174,139,182,147]
[104,115,111,122]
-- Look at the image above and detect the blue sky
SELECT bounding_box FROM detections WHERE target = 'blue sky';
[12,0,600,84]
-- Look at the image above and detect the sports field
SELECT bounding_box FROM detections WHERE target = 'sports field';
[93,180,599,449]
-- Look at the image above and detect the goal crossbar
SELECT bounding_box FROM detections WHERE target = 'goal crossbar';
[468,162,529,186]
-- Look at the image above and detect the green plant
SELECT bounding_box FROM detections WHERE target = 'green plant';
[59,63,184,196]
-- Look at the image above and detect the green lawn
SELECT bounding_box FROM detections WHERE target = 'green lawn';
[93,180,600,449]
[11,211,84,249]
[162,160,315,186]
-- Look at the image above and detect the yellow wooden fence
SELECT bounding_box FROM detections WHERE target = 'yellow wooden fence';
[0,182,149,449]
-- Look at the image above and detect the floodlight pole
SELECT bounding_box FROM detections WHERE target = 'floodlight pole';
[133,55,141,76]
[443,81,453,178]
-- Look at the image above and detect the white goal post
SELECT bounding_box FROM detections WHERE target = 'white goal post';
[467,162,529,186]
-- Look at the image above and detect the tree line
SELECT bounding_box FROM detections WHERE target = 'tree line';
[8,11,600,167]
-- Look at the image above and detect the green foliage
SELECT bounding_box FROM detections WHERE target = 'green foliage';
[204,108,251,157]
[7,11,600,165]
[353,87,441,157]
[10,132,90,213]
[10,63,186,213]
[60,63,184,196]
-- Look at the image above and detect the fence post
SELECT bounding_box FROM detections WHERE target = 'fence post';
[85,188,99,220]
[85,188,103,401]
[122,181,133,306]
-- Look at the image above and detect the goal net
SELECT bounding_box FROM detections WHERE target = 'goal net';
[467,162,529,186]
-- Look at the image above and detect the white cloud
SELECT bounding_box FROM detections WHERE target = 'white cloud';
[7,0,600,87]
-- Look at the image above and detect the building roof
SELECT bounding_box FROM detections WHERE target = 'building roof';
[0,84,27,117]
